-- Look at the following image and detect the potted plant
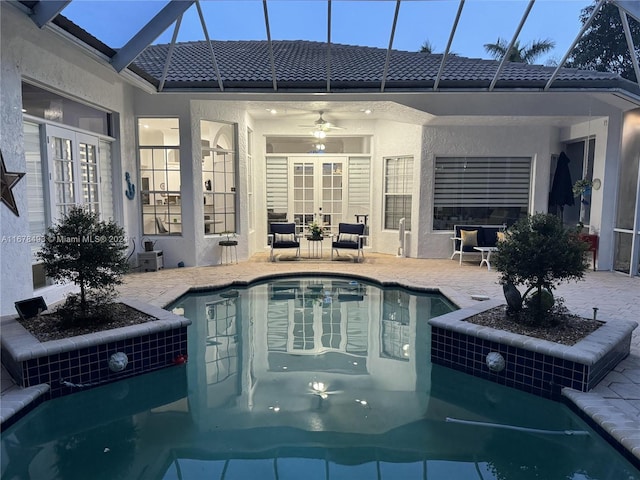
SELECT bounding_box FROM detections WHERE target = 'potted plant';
[220,231,237,244]
[308,221,323,240]
[572,178,593,198]
[36,206,130,325]
[491,213,590,324]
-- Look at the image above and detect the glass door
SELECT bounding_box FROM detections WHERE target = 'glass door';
[290,156,344,236]
[45,125,100,223]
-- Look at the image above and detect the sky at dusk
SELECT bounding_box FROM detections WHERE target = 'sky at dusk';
[61,0,594,64]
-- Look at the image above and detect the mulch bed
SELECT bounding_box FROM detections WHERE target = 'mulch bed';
[17,303,156,343]
[465,305,602,346]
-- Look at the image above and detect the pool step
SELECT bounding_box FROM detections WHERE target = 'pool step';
[0,365,49,429]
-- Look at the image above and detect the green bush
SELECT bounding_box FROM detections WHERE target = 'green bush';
[492,213,589,324]
[36,207,129,322]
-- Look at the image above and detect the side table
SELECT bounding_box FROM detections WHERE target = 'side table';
[473,246,498,271]
[306,236,324,259]
[219,240,238,264]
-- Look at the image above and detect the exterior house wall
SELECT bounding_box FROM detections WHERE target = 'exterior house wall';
[560,115,615,270]
[251,115,377,255]
[131,93,194,269]
[0,5,134,316]
[127,94,255,267]
[191,100,250,266]
[372,120,423,256]
[416,124,555,259]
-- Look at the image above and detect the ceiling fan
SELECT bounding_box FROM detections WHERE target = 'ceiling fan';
[298,112,343,137]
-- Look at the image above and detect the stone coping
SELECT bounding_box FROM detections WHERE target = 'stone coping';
[159,272,451,308]
[0,298,192,363]
[428,299,638,365]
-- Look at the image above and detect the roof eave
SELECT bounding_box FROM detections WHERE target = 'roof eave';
[154,78,640,101]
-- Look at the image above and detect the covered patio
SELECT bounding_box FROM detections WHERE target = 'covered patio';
[2,0,640,316]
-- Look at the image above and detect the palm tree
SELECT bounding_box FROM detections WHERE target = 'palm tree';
[484,38,556,64]
[419,40,457,56]
[420,40,435,53]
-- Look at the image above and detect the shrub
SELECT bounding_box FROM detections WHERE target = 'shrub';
[36,207,129,322]
[492,213,589,324]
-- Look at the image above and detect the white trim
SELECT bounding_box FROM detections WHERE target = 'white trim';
[22,114,115,143]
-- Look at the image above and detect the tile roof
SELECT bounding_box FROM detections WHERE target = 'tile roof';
[133,39,633,92]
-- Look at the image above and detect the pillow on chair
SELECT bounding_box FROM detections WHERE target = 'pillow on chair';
[460,230,478,247]
[275,233,295,242]
[338,233,359,243]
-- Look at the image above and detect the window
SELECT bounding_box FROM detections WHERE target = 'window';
[139,118,181,235]
[201,120,237,235]
[384,156,413,230]
[22,82,111,136]
[433,157,531,230]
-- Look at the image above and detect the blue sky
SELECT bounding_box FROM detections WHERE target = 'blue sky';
[62,0,593,63]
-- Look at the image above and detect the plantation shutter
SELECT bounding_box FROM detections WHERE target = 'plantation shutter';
[24,122,46,261]
[99,139,114,221]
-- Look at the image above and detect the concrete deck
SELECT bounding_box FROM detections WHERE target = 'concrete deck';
[2,252,639,461]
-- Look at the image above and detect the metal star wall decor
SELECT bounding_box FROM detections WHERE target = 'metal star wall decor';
[1,149,26,217]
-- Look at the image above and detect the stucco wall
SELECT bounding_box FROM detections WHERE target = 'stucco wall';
[0,5,135,315]
[560,115,616,270]
[416,124,556,259]
[191,100,250,266]
[372,120,423,256]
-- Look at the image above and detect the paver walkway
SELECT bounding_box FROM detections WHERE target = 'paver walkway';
[2,253,639,461]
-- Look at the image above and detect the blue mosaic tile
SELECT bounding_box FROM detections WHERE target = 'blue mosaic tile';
[430,326,596,398]
[16,326,189,398]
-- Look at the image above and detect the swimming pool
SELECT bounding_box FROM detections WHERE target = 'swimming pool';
[2,276,639,479]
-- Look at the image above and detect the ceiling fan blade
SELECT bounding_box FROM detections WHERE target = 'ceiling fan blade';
[298,112,344,130]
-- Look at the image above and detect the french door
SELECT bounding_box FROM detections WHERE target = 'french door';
[45,125,101,223]
[290,156,344,234]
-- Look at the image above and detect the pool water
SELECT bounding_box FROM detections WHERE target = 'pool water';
[2,276,639,480]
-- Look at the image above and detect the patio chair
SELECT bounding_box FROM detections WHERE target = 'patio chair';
[331,223,366,262]
[268,222,300,261]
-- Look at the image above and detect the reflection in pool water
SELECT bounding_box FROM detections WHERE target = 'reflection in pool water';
[1,277,639,479]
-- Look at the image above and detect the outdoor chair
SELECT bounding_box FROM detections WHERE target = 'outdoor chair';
[268,222,300,262]
[331,223,366,262]
[450,224,506,265]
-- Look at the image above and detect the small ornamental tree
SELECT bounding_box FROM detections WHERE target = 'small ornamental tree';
[36,207,129,321]
[492,213,589,324]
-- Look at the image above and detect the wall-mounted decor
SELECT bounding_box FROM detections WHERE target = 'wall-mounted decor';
[125,172,136,200]
[1,150,26,217]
